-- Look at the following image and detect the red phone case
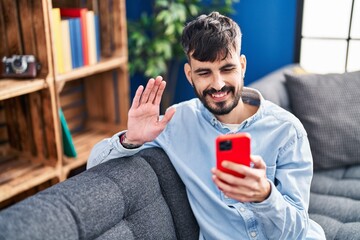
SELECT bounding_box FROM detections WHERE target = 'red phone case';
[216,133,251,178]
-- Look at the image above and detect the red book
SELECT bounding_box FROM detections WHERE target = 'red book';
[60,8,89,66]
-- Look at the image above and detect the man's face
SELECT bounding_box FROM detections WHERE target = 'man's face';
[184,49,246,116]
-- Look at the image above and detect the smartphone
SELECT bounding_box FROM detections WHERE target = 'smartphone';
[216,133,251,178]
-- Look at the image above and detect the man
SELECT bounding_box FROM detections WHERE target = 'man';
[88,12,325,239]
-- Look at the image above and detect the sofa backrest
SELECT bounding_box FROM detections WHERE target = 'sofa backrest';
[248,64,298,111]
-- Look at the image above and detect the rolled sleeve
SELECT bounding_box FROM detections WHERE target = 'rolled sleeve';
[86,130,143,169]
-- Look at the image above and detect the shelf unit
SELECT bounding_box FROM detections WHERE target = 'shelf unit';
[0,0,129,207]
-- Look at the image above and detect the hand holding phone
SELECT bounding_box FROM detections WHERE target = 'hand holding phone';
[216,133,251,178]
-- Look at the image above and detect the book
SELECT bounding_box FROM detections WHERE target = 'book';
[60,19,73,72]
[51,8,64,74]
[68,18,77,68]
[69,18,83,68]
[74,18,84,67]
[60,8,89,66]
[59,108,77,158]
[86,11,97,65]
[94,14,101,62]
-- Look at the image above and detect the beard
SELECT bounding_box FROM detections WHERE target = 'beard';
[193,83,242,115]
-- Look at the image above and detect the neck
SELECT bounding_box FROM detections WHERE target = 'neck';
[215,100,258,124]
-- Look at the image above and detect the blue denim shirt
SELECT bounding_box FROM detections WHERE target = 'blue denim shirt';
[87,87,325,240]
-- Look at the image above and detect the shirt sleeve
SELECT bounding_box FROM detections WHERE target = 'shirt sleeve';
[86,130,144,169]
[247,134,313,239]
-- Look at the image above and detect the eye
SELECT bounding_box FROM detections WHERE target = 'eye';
[222,67,235,73]
[197,71,210,76]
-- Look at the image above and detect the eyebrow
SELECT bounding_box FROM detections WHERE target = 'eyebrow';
[219,63,237,70]
[194,68,210,74]
[194,63,236,74]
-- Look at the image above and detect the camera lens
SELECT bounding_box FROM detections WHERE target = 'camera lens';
[13,59,22,67]
[11,56,28,74]
[219,140,232,151]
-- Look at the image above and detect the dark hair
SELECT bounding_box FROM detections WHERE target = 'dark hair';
[181,12,242,62]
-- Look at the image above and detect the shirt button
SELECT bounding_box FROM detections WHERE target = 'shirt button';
[239,207,245,212]
[250,232,257,238]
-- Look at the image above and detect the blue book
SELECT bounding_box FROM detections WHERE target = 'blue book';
[68,18,78,68]
[73,18,84,67]
[94,14,101,62]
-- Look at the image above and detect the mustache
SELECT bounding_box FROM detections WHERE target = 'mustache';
[203,85,235,96]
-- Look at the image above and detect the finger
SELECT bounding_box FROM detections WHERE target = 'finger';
[153,80,166,105]
[213,167,240,185]
[148,76,163,104]
[140,78,155,104]
[221,161,260,180]
[159,107,176,126]
[131,85,144,109]
[251,155,266,170]
[221,161,247,177]
[212,174,248,195]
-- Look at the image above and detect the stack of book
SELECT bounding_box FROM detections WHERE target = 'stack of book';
[51,8,101,74]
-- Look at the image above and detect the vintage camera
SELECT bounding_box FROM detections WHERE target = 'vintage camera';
[2,55,40,78]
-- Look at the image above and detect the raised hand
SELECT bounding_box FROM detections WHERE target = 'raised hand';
[124,76,176,146]
[211,155,271,203]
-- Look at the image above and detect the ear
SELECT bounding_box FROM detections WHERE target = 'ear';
[240,54,247,77]
[184,63,193,86]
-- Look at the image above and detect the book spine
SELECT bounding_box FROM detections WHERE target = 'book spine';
[51,8,64,74]
[60,19,73,72]
[86,11,97,65]
[94,14,101,62]
[74,18,84,67]
[79,9,89,65]
[69,18,78,68]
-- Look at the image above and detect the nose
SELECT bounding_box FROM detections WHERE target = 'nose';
[212,73,226,91]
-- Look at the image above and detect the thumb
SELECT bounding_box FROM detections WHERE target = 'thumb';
[159,107,176,126]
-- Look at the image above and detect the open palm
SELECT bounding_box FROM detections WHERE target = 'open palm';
[125,76,176,145]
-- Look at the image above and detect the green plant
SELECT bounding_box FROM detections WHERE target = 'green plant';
[128,0,239,108]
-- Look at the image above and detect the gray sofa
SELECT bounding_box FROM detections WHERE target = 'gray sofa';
[1,65,360,240]
[0,148,199,240]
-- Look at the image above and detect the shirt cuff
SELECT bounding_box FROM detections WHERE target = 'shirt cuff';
[247,180,283,210]
[110,130,143,153]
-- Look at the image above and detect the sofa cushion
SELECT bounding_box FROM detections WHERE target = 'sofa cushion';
[311,165,360,200]
[310,213,360,240]
[284,71,360,170]
[248,64,304,111]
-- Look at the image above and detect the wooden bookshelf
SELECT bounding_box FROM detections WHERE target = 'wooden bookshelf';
[0,158,57,203]
[0,79,47,101]
[0,0,129,206]
[55,56,127,83]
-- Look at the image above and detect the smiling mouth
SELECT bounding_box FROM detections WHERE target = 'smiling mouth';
[211,91,228,98]
[203,85,234,102]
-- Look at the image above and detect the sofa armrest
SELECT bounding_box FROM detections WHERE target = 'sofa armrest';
[139,148,199,239]
[0,148,198,240]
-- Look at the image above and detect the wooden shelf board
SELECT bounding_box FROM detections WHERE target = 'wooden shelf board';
[0,157,57,202]
[63,126,125,175]
[0,78,47,101]
[55,56,127,83]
